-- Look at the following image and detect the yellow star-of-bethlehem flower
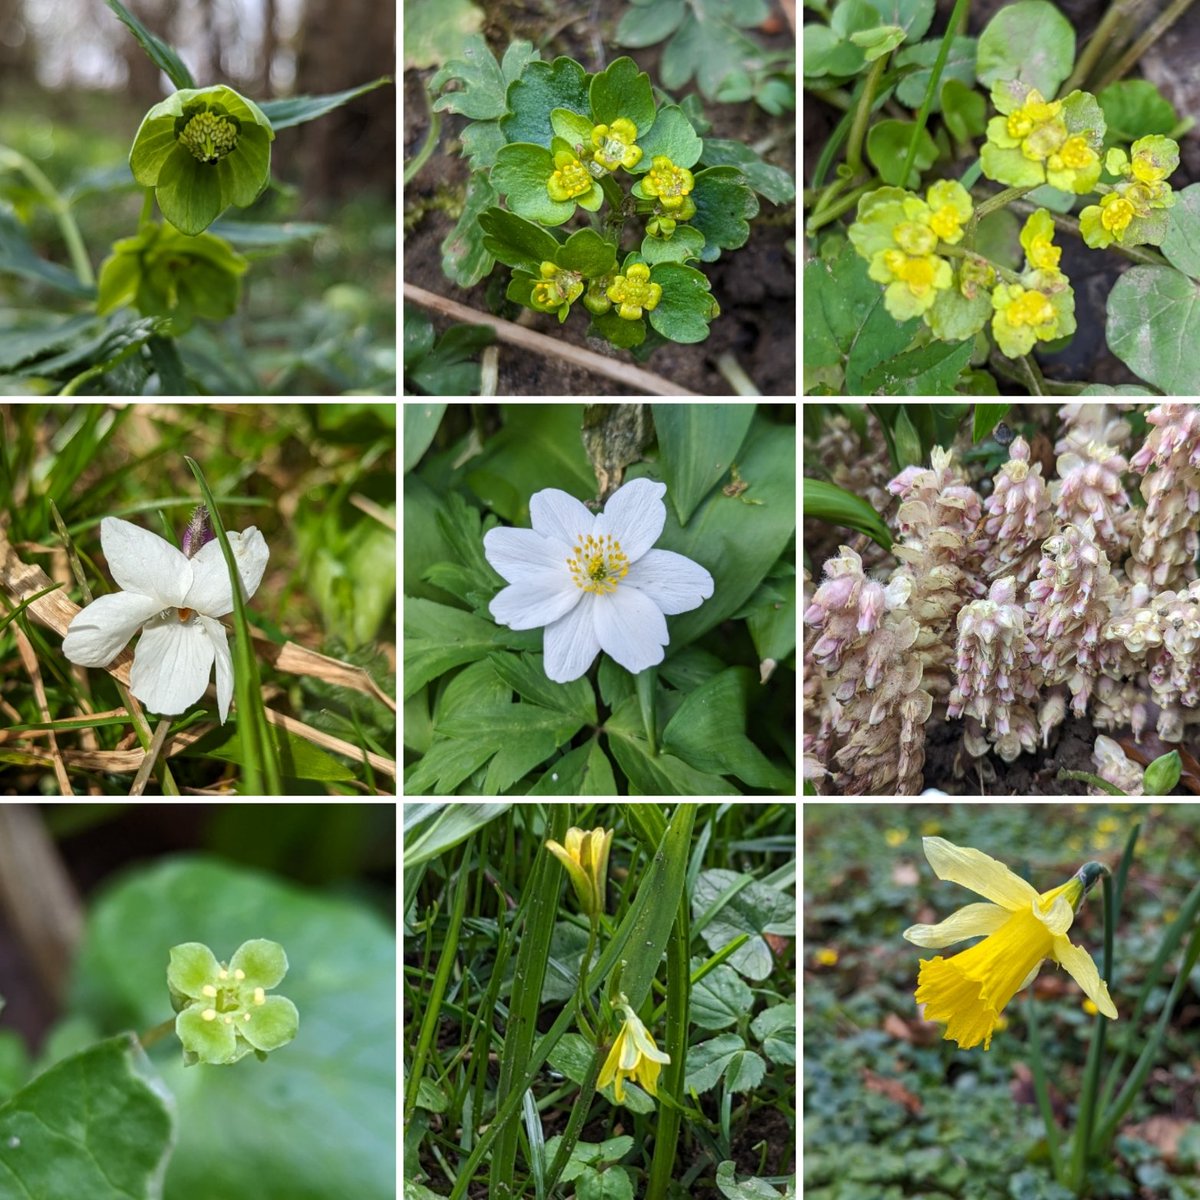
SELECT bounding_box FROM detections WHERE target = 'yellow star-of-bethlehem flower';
[545,826,614,918]
[598,1002,671,1103]
[903,837,1117,1050]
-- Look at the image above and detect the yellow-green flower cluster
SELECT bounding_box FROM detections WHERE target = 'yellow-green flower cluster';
[981,84,1103,193]
[1079,135,1180,249]
[991,210,1075,358]
[848,180,973,322]
[590,118,643,173]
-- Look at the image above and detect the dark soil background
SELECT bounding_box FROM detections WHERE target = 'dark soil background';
[803,0,1200,393]
[405,0,797,396]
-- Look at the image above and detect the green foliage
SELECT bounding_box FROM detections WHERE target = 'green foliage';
[430,37,789,354]
[404,308,493,396]
[403,405,794,796]
[975,0,1074,98]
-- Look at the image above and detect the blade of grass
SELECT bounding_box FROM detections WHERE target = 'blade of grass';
[185,456,280,794]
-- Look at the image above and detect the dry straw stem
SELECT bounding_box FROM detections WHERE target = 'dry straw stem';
[404,282,703,396]
[1,523,396,784]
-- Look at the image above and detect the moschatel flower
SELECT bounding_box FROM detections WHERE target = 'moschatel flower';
[530,261,584,320]
[129,86,274,236]
[168,939,299,1065]
[483,478,713,682]
[545,825,614,918]
[598,1000,671,1103]
[635,155,695,211]
[62,510,268,724]
[547,143,602,208]
[903,837,1117,1050]
[590,118,643,173]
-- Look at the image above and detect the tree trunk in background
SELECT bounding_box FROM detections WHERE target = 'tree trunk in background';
[292,0,395,203]
[260,0,277,97]
[0,0,35,99]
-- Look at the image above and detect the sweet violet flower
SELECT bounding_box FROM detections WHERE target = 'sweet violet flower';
[62,511,268,723]
[168,939,298,1065]
[483,478,713,682]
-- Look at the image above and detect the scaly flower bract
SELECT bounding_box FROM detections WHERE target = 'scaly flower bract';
[598,1001,671,1103]
[168,939,299,1065]
[62,516,268,723]
[483,478,713,682]
[903,837,1117,1050]
[545,825,614,917]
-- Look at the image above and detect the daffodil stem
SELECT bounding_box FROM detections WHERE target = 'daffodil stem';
[1068,874,1113,1192]
[543,1041,605,1197]
[1024,994,1063,1182]
[138,1016,176,1050]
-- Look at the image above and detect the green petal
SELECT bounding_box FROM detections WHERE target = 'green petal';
[167,942,221,998]
[129,115,179,186]
[177,1004,239,1064]
[218,124,272,207]
[239,994,299,1052]
[230,938,288,989]
[157,146,223,235]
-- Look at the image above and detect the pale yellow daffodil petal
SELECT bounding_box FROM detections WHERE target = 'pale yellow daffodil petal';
[903,901,1011,948]
[1052,936,1118,1019]
[922,836,1041,911]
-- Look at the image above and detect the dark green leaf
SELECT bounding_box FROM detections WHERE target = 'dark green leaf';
[647,261,717,343]
[404,402,446,473]
[479,207,561,274]
[859,338,973,395]
[615,0,687,48]
[528,739,618,795]
[894,37,976,112]
[487,651,597,723]
[698,139,795,205]
[0,207,95,298]
[653,403,755,524]
[441,173,499,286]
[589,56,656,135]
[104,0,195,89]
[500,57,591,148]
[804,478,892,550]
[975,0,1074,97]
[559,228,618,277]
[259,77,392,130]
[1097,79,1177,142]
[689,166,759,261]
[632,105,703,171]
[973,403,1011,443]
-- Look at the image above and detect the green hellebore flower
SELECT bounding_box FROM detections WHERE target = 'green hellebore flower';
[131,86,274,236]
[168,939,299,1066]
[97,222,248,329]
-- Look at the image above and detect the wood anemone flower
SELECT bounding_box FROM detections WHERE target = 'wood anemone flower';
[903,837,1117,1050]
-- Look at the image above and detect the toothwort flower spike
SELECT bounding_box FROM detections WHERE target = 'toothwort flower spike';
[62,515,268,723]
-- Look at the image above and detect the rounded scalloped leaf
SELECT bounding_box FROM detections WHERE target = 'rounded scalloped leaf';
[927,284,992,341]
[1161,183,1200,279]
[589,56,656,135]
[1097,79,1178,142]
[867,119,937,188]
[896,36,977,112]
[478,207,562,273]
[640,225,706,264]
[1061,90,1105,144]
[500,56,591,149]
[1107,264,1200,392]
[976,0,1074,98]
[557,228,618,276]
[589,309,647,348]
[689,166,759,261]
[492,143,577,225]
[631,105,702,172]
[550,107,594,149]
[646,262,716,343]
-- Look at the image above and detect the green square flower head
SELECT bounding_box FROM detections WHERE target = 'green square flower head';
[131,86,274,236]
[168,939,299,1066]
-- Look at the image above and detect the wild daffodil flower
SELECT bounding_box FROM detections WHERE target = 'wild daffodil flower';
[598,1001,670,1103]
[903,837,1117,1050]
[545,826,614,919]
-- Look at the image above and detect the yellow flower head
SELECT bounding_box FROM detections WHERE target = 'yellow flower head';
[545,825,614,918]
[641,155,695,211]
[547,149,594,202]
[591,118,643,173]
[598,1001,671,1103]
[903,837,1117,1050]
[1019,209,1062,272]
[606,263,662,321]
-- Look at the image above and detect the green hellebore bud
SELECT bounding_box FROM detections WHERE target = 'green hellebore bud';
[130,86,274,237]
[167,939,299,1066]
[97,223,248,330]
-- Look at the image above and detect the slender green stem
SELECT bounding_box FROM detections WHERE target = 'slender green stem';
[1060,0,1141,94]
[138,1016,176,1050]
[1024,995,1063,1181]
[1093,0,1199,93]
[806,178,874,234]
[0,144,94,287]
[1056,769,1125,795]
[1020,354,1045,396]
[138,187,156,231]
[898,0,971,187]
[973,184,1038,224]
[60,340,147,395]
[1068,874,1113,1193]
[403,90,442,186]
[846,55,888,174]
[543,1041,605,1196]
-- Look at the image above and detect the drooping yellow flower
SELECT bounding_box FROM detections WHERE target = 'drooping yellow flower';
[903,837,1117,1050]
[545,826,614,918]
[598,1002,671,1103]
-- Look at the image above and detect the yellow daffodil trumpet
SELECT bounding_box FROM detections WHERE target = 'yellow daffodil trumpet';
[545,826,614,919]
[903,837,1117,1050]
[598,1001,671,1103]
